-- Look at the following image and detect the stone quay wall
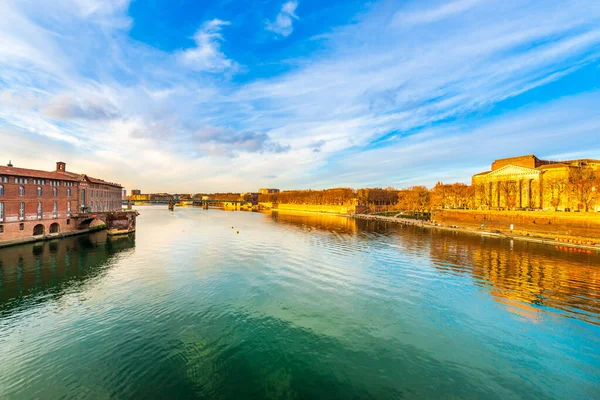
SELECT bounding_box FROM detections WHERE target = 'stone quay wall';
[431,210,600,240]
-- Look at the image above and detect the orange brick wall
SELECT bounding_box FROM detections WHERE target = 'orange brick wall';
[0,218,78,242]
[432,210,600,239]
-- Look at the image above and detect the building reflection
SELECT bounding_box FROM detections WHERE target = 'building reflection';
[0,232,135,314]
[426,229,600,324]
[267,211,600,325]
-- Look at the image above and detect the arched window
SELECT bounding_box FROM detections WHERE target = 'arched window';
[53,187,57,197]
[38,187,42,196]
[19,186,24,196]
[67,188,71,197]
[0,184,3,196]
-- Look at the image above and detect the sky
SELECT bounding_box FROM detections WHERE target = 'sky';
[1,0,599,193]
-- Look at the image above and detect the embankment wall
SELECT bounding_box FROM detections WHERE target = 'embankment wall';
[432,210,600,239]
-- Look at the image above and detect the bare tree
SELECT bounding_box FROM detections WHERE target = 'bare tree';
[498,180,518,210]
[544,175,569,211]
[569,166,599,212]
[474,182,492,209]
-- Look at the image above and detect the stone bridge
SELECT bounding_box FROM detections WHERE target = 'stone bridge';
[76,210,138,235]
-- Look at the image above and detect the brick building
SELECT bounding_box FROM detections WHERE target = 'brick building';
[0,161,122,242]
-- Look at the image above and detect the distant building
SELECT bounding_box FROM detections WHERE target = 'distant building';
[172,194,192,201]
[472,155,600,211]
[259,188,280,195]
[0,161,122,241]
[130,189,141,196]
[241,192,260,203]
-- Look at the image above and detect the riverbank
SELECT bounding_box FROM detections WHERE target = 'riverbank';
[351,213,600,252]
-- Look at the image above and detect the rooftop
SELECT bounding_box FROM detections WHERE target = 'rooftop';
[0,162,122,187]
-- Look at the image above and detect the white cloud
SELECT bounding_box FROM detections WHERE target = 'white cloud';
[394,0,484,26]
[177,19,237,73]
[266,1,299,37]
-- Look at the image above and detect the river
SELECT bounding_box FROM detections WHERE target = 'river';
[1,206,599,399]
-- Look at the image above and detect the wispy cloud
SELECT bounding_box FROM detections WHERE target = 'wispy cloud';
[177,19,237,72]
[192,126,290,156]
[393,0,484,26]
[42,94,119,120]
[266,1,299,37]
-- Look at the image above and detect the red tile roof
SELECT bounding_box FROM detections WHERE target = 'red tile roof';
[0,165,121,187]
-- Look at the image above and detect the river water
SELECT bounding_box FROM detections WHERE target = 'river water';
[1,207,599,399]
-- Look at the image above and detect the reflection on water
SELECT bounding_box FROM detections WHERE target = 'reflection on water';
[0,233,135,317]
[425,229,600,325]
[272,210,600,325]
[0,207,599,399]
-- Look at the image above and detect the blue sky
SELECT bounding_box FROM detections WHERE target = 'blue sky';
[1,0,599,192]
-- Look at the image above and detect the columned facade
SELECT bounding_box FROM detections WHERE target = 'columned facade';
[475,165,542,210]
[473,154,600,211]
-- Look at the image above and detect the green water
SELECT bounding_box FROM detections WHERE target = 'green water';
[1,207,599,399]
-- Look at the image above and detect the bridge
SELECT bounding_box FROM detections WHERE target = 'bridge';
[75,210,138,235]
[122,199,254,209]
[122,199,248,204]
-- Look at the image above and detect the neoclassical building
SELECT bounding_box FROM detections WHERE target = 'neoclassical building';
[472,155,600,211]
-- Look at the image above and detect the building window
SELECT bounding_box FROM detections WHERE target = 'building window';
[0,202,4,221]
[19,202,25,220]
[38,187,42,196]
[66,219,70,225]
[38,202,43,219]
[67,201,71,216]
[0,184,3,196]
[53,201,58,218]
[67,188,71,197]
[53,187,57,197]
[0,225,3,234]
[19,223,24,231]
[19,186,24,196]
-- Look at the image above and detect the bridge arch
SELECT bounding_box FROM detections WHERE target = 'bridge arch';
[78,217,107,230]
[33,224,45,236]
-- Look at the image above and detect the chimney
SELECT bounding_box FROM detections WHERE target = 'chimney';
[56,161,66,172]
[7,160,13,167]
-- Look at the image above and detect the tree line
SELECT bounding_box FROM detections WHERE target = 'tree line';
[189,165,599,212]
[256,165,600,212]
